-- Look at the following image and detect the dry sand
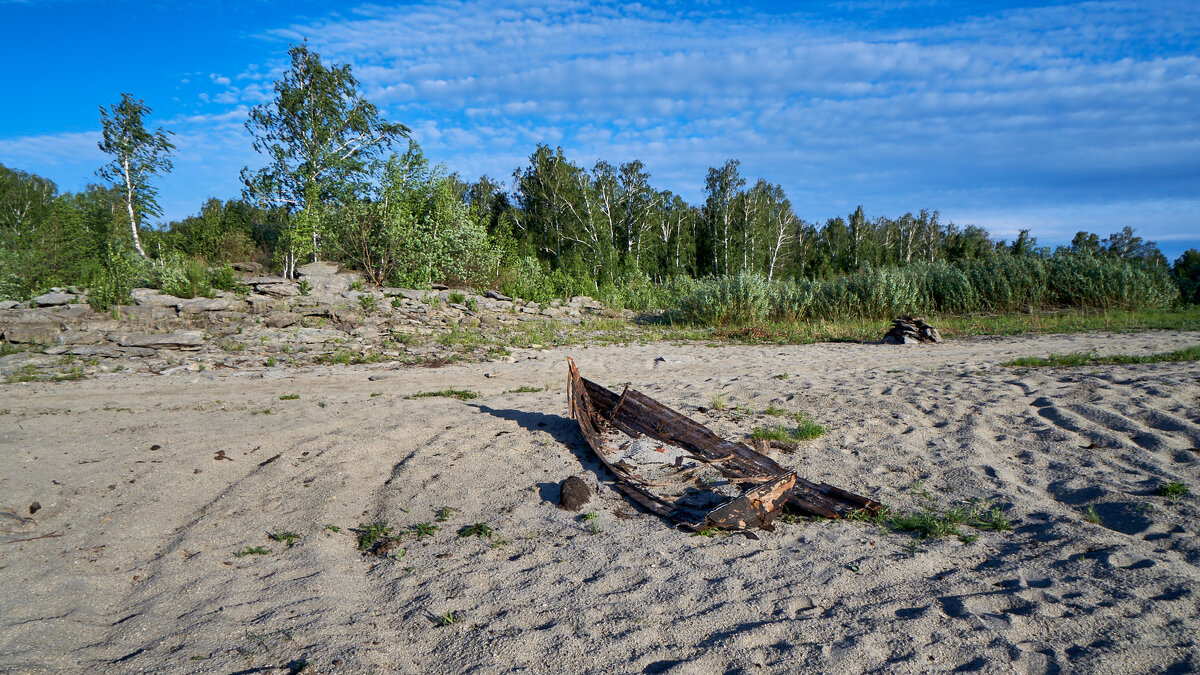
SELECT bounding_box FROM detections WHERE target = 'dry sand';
[1,330,1199,674]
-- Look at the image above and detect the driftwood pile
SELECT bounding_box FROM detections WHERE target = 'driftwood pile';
[882,316,942,344]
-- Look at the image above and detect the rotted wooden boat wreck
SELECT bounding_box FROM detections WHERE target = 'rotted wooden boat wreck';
[567,358,881,532]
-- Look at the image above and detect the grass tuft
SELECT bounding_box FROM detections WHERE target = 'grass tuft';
[1157,481,1190,502]
[407,389,479,401]
[1005,345,1200,368]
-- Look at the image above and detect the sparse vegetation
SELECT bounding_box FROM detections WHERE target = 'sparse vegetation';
[279,394,300,400]
[412,522,438,537]
[324,524,342,533]
[314,349,384,365]
[752,413,825,443]
[269,531,302,548]
[356,521,394,551]
[457,522,494,538]
[436,610,458,627]
[1157,481,1190,502]
[234,546,272,557]
[408,389,479,401]
[448,291,466,304]
[435,507,455,522]
[710,392,727,410]
[506,385,544,394]
[1005,345,1200,368]
[849,499,1012,544]
[1082,506,1102,524]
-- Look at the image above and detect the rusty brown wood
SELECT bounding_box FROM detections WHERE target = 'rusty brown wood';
[567,358,881,522]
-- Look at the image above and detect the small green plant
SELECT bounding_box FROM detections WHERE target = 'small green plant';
[391,296,404,309]
[435,507,455,522]
[506,385,544,394]
[234,546,272,557]
[298,279,311,296]
[252,408,273,415]
[448,291,467,305]
[413,522,439,537]
[265,356,278,367]
[458,523,494,538]
[466,297,479,312]
[357,522,394,551]
[772,373,789,380]
[314,349,385,365]
[325,524,342,533]
[437,610,458,627]
[350,280,364,291]
[1082,505,1102,524]
[693,527,718,538]
[269,531,302,548]
[1157,481,1189,502]
[762,404,787,417]
[370,392,382,397]
[710,392,727,410]
[279,394,299,400]
[359,293,377,311]
[408,389,479,401]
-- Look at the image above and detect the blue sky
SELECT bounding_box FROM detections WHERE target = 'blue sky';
[2,0,1198,260]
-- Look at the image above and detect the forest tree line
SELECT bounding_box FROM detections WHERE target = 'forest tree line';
[2,44,1198,313]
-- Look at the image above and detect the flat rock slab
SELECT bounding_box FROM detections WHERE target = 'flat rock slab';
[131,289,183,308]
[118,331,206,350]
[32,292,74,307]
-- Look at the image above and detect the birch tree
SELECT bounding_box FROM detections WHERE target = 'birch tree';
[96,94,175,258]
[242,43,408,277]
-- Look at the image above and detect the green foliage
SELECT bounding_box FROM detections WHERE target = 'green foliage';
[457,523,494,538]
[752,412,825,442]
[670,253,1177,327]
[412,522,439,537]
[314,349,383,365]
[269,531,302,548]
[88,241,143,310]
[356,522,393,551]
[435,507,455,522]
[234,546,271,557]
[241,43,409,276]
[96,93,175,257]
[279,394,300,400]
[359,293,377,311]
[1157,482,1189,502]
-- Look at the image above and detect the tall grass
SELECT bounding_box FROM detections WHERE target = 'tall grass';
[670,254,1177,326]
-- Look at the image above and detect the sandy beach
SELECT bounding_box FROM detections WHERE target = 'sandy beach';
[2,330,1199,674]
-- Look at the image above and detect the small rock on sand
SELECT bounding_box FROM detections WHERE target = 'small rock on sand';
[559,476,591,510]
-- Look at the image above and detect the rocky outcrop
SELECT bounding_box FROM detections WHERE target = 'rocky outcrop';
[0,265,618,380]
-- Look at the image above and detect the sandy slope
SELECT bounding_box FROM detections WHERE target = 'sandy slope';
[1,330,1199,674]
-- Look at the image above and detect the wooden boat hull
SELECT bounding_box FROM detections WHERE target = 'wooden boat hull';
[567,358,880,531]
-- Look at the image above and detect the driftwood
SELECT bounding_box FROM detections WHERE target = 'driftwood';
[567,358,880,531]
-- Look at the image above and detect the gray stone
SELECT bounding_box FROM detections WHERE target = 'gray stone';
[177,296,238,313]
[559,476,591,511]
[130,288,182,308]
[44,304,92,320]
[484,289,512,302]
[231,261,263,273]
[295,328,346,343]
[256,283,299,298]
[1,320,61,343]
[265,311,302,328]
[118,331,206,349]
[0,300,19,310]
[32,292,74,307]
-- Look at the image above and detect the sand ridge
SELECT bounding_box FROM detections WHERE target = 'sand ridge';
[1,330,1199,673]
